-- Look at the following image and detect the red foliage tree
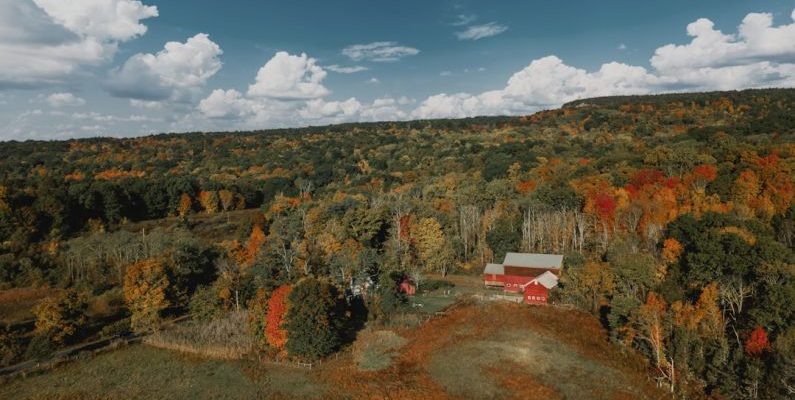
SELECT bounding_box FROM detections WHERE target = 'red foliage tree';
[745,326,770,356]
[593,193,617,222]
[265,285,292,353]
[693,164,718,182]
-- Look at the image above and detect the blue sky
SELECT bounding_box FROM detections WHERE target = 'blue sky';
[1,0,795,140]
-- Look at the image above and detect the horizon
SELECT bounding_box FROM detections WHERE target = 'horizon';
[1,0,795,140]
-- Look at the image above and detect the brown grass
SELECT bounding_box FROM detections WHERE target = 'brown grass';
[0,286,54,324]
[321,299,669,400]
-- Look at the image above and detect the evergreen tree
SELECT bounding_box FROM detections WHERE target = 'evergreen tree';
[285,277,343,360]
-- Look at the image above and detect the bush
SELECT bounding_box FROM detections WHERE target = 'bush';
[369,280,407,322]
[352,330,408,371]
[0,323,22,367]
[24,334,55,360]
[189,285,223,322]
[100,318,131,338]
[420,279,455,293]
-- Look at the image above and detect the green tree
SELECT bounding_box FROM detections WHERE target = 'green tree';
[285,277,344,360]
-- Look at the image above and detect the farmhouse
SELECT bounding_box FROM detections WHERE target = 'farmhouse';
[483,252,563,304]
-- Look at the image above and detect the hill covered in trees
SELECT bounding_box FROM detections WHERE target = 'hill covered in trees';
[1,88,794,399]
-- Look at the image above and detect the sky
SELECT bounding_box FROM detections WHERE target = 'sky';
[1,0,795,141]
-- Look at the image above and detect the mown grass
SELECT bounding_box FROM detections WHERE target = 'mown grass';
[0,344,326,400]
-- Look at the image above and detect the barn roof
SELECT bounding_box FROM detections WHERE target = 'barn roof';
[502,253,563,270]
[531,271,559,289]
[484,263,504,275]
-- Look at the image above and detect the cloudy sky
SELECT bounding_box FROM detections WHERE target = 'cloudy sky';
[2,0,795,141]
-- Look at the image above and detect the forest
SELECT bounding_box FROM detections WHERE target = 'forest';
[0,88,794,399]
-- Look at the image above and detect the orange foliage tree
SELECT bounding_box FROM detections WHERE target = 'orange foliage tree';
[123,258,170,332]
[265,285,292,353]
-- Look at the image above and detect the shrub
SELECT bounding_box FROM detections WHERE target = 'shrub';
[189,285,223,322]
[100,318,131,338]
[24,334,55,360]
[352,330,407,371]
[0,323,22,366]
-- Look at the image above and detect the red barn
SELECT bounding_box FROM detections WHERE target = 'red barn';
[483,252,563,304]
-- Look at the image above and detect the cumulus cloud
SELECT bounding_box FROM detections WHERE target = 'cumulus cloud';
[342,41,420,62]
[414,9,795,119]
[32,0,158,41]
[198,89,255,119]
[247,51,329,99]
[0,0,157,87]
[650,10,795,90]
[455,22,508,40]
[325,65,368,74]
[47,92,86,107]
[187,8,795,136]
[105,33,222,101]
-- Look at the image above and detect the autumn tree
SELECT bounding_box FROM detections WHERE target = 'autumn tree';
[413,217,455,276]
[198,190,219,214]
[123,258,170,332]
[177,193,193,218]
[745,326,770,356]
[265,284,291,354]
[32,290,88,344]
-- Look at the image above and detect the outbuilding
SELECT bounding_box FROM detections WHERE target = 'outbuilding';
[482,252,563,304]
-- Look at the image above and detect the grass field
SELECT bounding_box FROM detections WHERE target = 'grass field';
[2,296,670,400]
[0,345,326,400]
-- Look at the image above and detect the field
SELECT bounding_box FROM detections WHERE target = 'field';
[1,298,670,400]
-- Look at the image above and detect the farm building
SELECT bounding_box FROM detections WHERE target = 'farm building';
[483,252,563,304]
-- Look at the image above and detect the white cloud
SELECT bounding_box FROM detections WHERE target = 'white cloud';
[32,0,158,41]
[198,89,255,119]
[47,92,85,107]
[455,22,508,40]
[650,10,795,89]
[0,0,157,87]
[342,41,420,62]
[618,43,627,50]
[106,33,222,101]
[367,77,380,84]
[440,71,452,76]
[451,14,477,26]
[413,9,795,119]
[247,51,329,100]
[325,64,368,74]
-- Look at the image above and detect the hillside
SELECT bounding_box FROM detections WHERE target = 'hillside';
[0,299,671,400]
[1,88,794,399]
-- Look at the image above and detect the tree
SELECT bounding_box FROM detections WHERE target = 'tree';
[745,326,770,356]
[413,217,454,276]
[123,258,170,332]
[177,193,192,218]
[265,285,291,354]
[285,277,343,360]
[198,190,219,214]
[32,290,88,344]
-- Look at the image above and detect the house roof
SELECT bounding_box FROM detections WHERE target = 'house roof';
[484,263,504,275]
[530,270,559,289]
[502,252,563,270]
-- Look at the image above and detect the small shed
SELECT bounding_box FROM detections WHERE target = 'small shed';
[522,271,559,305]
[399,278,416,296]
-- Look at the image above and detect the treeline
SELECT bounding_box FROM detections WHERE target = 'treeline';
[0,89,794,398]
